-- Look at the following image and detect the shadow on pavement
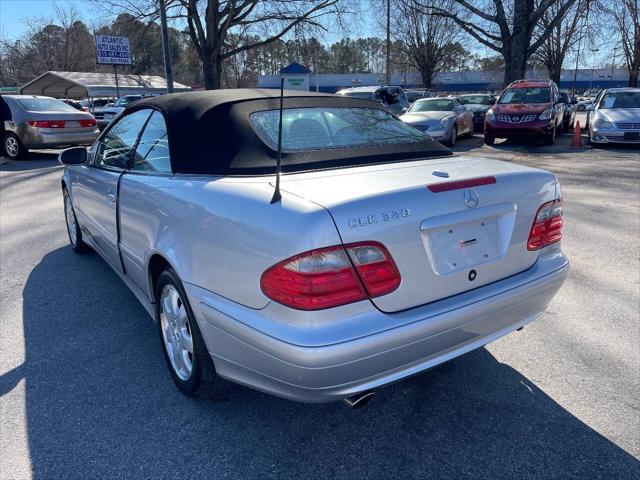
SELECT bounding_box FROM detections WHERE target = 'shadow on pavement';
[0,151,60,171]
[4,246,637,478]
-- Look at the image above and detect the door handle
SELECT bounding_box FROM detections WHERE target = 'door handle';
[105,192,116,203]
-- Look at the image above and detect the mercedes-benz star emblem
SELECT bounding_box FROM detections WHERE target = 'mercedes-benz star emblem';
[464,189,479,209]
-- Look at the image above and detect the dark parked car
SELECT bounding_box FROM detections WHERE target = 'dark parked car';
[405,89,434,104]
[484,80,565,145]
[62,99,86,112]
[457,94,496,131]
[558,91,574,132]
[336,86,410,116]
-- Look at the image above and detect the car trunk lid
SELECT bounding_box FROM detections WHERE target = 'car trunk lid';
[280,156,559,313]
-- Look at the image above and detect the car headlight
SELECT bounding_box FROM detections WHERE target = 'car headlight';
[486,109,495,120]
[539,109,552,121]
[594,117,612,129]
[440,116,452,127]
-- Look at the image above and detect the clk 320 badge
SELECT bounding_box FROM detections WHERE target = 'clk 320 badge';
[348,208,411,228]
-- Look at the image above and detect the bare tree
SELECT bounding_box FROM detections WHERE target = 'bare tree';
[394,0,465,87]
[598,0,639,86]
[101,0,347,89]
[531,0,591,84]
[409,0,579,85]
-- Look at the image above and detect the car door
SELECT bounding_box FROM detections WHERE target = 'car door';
[453,99,470,134]
[73,109,152,273]
[118,110,172,293]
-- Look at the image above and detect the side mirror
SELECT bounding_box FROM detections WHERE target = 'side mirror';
[586,104,595,112]
[58,146,87,165]
[489,98,496,105]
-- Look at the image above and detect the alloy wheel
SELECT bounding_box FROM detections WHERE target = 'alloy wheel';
[5,136,19,158]
[160,284,194,381]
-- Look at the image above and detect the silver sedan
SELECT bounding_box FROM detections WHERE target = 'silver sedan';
[399,97,474,146]
[587,88,640,145]
[2,95,99,159]
[58,90,568,406]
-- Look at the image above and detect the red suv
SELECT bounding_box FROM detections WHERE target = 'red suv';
[484,80,565,145]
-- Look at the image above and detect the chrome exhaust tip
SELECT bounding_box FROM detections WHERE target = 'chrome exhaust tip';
[342,391,375,409]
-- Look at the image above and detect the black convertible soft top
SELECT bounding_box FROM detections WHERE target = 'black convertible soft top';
[128,89,452,175]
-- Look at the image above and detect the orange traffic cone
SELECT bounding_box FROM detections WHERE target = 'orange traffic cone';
[570,121,583,148]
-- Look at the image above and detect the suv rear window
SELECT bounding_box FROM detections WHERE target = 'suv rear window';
[15,98,78,112]
[250,107,426,152]
[499,87,551,104]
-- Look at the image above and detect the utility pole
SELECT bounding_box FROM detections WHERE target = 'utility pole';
[588,47,599,92]
[385,0,391,85]
[610,46,617,84]
[159,0,174,93]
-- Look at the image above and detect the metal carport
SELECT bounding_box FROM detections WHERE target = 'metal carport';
[19,71,191,98]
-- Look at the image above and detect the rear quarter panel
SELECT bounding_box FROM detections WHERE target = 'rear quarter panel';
[117,174,342,309]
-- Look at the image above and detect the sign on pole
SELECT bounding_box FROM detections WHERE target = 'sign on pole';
[95,35,132,65]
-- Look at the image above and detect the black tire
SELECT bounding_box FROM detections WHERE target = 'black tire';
[3,132,27,160]
[577,104,586,111]
[156,268,223,398]
[484,133,495,145]
[544,126,556,145]
[63,189,89,253]
[446,125,457,146]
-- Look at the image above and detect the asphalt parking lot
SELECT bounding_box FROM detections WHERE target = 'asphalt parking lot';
[1,131,639,479]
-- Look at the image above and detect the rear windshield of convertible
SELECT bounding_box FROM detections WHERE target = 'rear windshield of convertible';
[250,107,426,152]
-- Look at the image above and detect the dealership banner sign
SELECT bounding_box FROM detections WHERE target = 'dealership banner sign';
[95,35,132,65]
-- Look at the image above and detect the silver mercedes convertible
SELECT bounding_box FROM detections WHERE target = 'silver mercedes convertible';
[59,90,569,407]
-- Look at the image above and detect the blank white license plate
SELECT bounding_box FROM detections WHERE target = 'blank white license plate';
[66,121,80,128]
[420,203,516,275]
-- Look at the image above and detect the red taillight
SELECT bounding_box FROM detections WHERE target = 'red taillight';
[28,120,65,128]
[428,176,496,193]
[527,199,563,250]
[260,242,401,310]
[79,118,97,127]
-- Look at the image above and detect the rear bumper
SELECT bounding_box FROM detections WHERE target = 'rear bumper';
[17,126,99,149]
[187,248,568,403]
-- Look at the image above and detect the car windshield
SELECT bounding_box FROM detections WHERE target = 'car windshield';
[459,95,491,105]
[114,96,141,107]
[250,107,426,152]
[499,87,551,104]
[15,97,78,112]
[599,92,640,109]
[409,99,455,112]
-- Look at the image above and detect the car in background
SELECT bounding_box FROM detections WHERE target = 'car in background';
[336,86,409,115]
[1,95,98,159]
[587,88,640,145]
[79,98,113,114]
[484,80,564,146]
[400,96,473,146]
[575,98,594,111]
[557,91,574,131]
[93,94,158,129]
[457,94,496,131]
[62,99,86,112]
[58,89,568,405]
[405,89,434,104]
